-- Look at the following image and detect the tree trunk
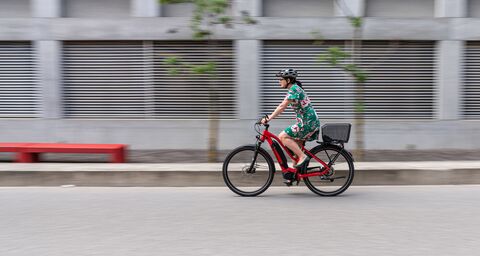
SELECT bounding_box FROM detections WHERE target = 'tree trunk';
[352,25,365,161]
[208,40,219,163]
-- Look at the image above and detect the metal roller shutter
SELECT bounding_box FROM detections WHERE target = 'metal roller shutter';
[0,41,38,118]
[261,41,352,119]
[63,41,148,118]
[464,42,480,119]
[360,41,435,119]
[63,41,235,119]
[261,41,435,119]
[153,41,235,119]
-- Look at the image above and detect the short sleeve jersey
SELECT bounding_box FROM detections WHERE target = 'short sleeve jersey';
[284,83,320,141]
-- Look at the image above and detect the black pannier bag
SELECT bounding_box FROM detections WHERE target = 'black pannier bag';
[321,123,351,143]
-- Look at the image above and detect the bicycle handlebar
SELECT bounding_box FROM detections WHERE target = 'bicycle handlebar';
[254,114,270,134]
[255,114,270,125]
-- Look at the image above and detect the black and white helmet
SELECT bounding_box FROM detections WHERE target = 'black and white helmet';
[276,68,298,79]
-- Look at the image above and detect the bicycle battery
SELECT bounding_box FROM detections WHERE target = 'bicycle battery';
[271,140,288,169]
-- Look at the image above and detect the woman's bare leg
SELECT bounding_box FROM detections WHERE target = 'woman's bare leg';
[291,140,305,166]
[279,131,306,165]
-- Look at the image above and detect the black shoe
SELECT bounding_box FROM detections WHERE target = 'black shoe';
[293,156,309,167]
[294,157,310,172]
[282,171,296,186]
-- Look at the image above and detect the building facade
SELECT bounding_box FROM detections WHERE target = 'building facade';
[0,0,479,150]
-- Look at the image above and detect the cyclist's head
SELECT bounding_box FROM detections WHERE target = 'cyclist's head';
[276,68,299,88]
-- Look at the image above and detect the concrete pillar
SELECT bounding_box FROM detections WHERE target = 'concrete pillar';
[31,0,62,17]
[233,0,262,120]
[334,0,365,17]
[35,41,63,119]
[435,0,466,120]
[435,41,463,120]
[235,40,261,120]
[31,0,63,118]
[131,0,159,17]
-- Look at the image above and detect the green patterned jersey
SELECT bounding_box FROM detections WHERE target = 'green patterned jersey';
[283,83,320,141]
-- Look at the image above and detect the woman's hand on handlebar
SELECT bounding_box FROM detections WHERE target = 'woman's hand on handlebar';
[260,115,270,125]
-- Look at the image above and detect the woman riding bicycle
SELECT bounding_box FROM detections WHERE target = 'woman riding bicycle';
[223,69,353,196]
[261,69,320,178]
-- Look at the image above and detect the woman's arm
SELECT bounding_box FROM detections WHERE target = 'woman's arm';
[262,98,292,123]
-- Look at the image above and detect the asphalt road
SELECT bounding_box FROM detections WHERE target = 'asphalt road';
[1,186,479,256]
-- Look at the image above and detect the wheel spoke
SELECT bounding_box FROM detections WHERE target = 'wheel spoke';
[223,146,274,197]
[303,146,354,196]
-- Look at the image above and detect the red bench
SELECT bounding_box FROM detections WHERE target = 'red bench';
[0,143,127,163]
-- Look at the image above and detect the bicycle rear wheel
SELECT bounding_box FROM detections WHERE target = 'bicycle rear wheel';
[222,145,275,197]
[303,144,354,196]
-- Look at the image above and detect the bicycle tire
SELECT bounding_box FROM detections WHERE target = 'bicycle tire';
[303,144,355,196]
[222,145,275,197]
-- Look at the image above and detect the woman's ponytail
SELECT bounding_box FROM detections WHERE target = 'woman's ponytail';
[295,80,303,88]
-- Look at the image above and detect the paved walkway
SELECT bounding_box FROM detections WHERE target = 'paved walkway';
[1,161,480,172]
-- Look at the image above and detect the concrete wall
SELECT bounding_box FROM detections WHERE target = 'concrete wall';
[263,0,334,17]
[366,0,434,17]
[161,3,195,17]
[63,0,131,18]
[0,0,479,150]
[1,118,479,150]
[0,0,30,18]
[469,0,480,17]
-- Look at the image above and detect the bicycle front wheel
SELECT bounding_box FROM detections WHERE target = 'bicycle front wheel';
[303,144,355,196]
[222,145,275,197]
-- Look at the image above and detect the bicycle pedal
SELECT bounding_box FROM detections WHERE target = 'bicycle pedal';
[283,180,294,186]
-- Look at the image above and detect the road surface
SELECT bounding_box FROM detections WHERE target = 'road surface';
[1,186,479,255]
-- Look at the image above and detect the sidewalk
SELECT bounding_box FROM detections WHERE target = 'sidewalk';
[1,161,480,186]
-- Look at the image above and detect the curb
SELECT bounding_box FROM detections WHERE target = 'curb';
[1,162,480,186]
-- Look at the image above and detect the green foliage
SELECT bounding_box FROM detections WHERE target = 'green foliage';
[353,70,367,83]
[349,16,362,28]
[218,16,233,27]
[318,47,349,65]
[191,0,228,39]
[163,58,217,76]
[354,101,365,113]
[164,57,182,75]
[243,16,257,24]
[207,0,228,14]
[311,30,324,45]
[315,16,367,84]
[344,64,367,83]
[165,57,179,65]
[168,68,180,75]
[218,16,232,24]
[240,11,257,24]
[160,0,192,4]
[240,11,258,24]
[319,50,367,83]
[193,29,212,40]
[190,62,216,75]
[161,0,256,76]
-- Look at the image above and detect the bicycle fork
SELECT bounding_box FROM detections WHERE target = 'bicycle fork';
[246,136,263,174]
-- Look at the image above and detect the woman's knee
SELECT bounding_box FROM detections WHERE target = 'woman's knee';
[279,132,290,142]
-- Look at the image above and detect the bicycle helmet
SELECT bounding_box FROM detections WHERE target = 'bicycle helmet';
[276,68,298,80]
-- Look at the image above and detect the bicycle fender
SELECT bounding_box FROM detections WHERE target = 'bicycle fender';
[311,144,355,163]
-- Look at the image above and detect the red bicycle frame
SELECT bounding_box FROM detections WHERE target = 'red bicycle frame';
[258,128,331,180]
